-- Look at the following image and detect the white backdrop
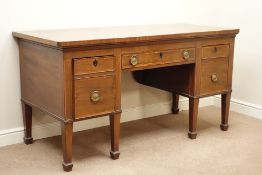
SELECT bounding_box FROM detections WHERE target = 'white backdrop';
[0,0,261,145]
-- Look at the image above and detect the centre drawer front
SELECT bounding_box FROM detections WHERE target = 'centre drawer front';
[122,48,195,69]
[74,76,115,119]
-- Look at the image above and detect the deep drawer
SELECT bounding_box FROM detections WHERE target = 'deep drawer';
[122,48,195,69]
[74,56,114,75]
[74,76,115,119]
[200,58,229,94]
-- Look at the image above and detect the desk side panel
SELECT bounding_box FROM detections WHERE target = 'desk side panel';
[19,40,64,119]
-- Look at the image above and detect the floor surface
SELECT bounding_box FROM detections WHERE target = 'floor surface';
[0,106,261,175]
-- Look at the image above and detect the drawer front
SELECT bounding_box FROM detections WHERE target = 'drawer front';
[74,56,114,75]
[200,58,228,94]
[74,76,114,119]
[122,48,195,69]
[202,44,229,59]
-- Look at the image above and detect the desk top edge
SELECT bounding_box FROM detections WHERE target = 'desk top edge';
[13,24,239,48]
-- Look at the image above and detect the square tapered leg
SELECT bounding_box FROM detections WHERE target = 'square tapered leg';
[172,93,180,114]
[61,122,73,172]
[188,98,199,139]
[22,102,33,144]
[220,93,231,131]
[109,113,121,159]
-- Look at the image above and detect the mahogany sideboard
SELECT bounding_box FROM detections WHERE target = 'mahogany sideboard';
[13,24,239,171]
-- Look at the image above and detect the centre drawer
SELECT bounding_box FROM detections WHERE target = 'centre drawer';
[74,76,115,119]
[122,48,195,69]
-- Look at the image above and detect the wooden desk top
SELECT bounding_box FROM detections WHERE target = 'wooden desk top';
[13,24,239,48]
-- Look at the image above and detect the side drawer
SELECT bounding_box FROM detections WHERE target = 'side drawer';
[74,76,115,119]
[200,58,229,95]
[202,44,229,59]
[74,56,114,75]
[122,48,195,69]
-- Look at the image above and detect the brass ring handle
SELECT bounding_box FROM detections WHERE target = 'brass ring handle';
[90,91,100,102]
[130,55,138,66]
[183,50,190,60]
[211,74,218,83]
